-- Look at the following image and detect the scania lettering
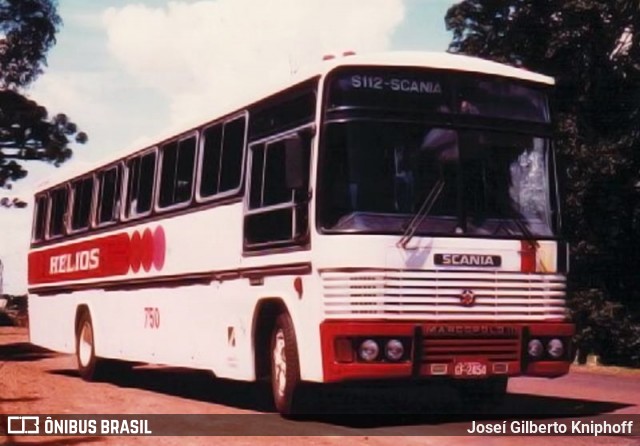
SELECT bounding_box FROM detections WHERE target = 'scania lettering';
[389,78,442,93]
[28,52,573,415]
[436,253,501,267]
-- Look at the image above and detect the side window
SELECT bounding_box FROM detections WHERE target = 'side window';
[244,129,312,249]
[158,135,196,209]
[48,186,69,238]
[125,150,157,219]
[199,124,223,197]
[70,176,94,231]
[32,195,47,242]
[248,85,317,140]
[248,145,265,209]
[199,115,246,200]
[96,165,122,226]
[220,117,246,192]
[248,140,291,208]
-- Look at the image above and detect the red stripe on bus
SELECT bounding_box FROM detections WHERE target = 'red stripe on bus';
[520,240,536,273]
[28,226,167,285]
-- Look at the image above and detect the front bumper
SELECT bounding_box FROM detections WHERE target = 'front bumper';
[320,321,574,382]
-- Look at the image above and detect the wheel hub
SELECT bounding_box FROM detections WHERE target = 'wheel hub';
[78,322,93,367]
[273,329,287,397]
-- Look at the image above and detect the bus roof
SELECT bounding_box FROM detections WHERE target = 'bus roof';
[33,51,554,193]
[317,51,554,85]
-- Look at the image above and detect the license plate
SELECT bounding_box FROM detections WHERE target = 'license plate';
[454,360,488,377]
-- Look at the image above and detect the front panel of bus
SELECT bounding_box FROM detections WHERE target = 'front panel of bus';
[313,66,573,382]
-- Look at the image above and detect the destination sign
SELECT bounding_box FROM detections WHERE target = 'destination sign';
[326,67,551,124]
[327,68,451,112]
[349,75,443,94]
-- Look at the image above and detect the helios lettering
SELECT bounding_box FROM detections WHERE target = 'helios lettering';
[434,254,501,267]
[49,248,100,275]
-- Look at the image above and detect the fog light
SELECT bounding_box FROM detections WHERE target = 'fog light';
[385,339,404,361]
[528,339,544,358]
[358,339,379,362]
[547,339,564,359]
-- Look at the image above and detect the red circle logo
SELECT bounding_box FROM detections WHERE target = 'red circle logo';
[128,226,166,273]
[129,231,142,273]
[153,226,166,270]
[141,228,154,272]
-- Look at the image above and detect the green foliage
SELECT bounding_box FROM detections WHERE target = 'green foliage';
[0,0,61,89]
[570,289,640,366]
[0,196,27,207]
[446,0,640,366]
[0,0,86,189]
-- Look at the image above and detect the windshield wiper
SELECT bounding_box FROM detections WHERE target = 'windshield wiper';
[397,178,445,248]
[493,206,539,250]
[511,211,539,250]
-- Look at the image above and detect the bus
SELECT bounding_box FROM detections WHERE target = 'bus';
[28,51,573,415]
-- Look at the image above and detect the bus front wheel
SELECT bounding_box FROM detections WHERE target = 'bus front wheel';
[76,311,103,381]
[270,312,301,415]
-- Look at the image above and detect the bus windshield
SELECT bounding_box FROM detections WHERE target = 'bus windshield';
[319,121,556,238]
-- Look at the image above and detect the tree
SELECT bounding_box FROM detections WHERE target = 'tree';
[446,0,640,365]
[0,90,87,187]
[0,0,86,189]
[1,0,60,89]
[0,196,27,208]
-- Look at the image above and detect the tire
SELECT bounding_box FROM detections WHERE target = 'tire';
[76,311,104,381]
[270,312,301,415]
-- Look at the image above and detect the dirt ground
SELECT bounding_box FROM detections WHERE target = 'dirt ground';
[1,326,639,446]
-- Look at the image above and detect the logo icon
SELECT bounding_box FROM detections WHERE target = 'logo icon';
[7,416,40,434]
[460,289,476,307]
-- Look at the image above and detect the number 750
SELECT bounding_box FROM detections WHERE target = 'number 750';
[144,307,160,329]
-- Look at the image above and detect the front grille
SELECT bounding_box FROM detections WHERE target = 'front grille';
[422,337,520,363]
[320,269,567,321]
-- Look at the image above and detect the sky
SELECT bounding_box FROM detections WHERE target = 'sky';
[0,0,456,294]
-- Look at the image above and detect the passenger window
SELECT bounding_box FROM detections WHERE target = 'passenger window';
[159,135,196,208]
[125,150,157,218]
[244,129,311,249]
[249,140,291,208]
[199,116,246,199]
[70,176,94,231]
[96,165,122,225]
[199,124,223,197]
[220,117,246,192]
[48,186,69,237]
[32,195,47,241]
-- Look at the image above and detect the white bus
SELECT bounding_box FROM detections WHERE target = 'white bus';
[28,52,573,414]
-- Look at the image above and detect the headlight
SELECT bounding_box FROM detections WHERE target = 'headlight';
[547,339,564,359]
[385,339,404,361]
[528,339,544,358]
[358,339,379,362]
